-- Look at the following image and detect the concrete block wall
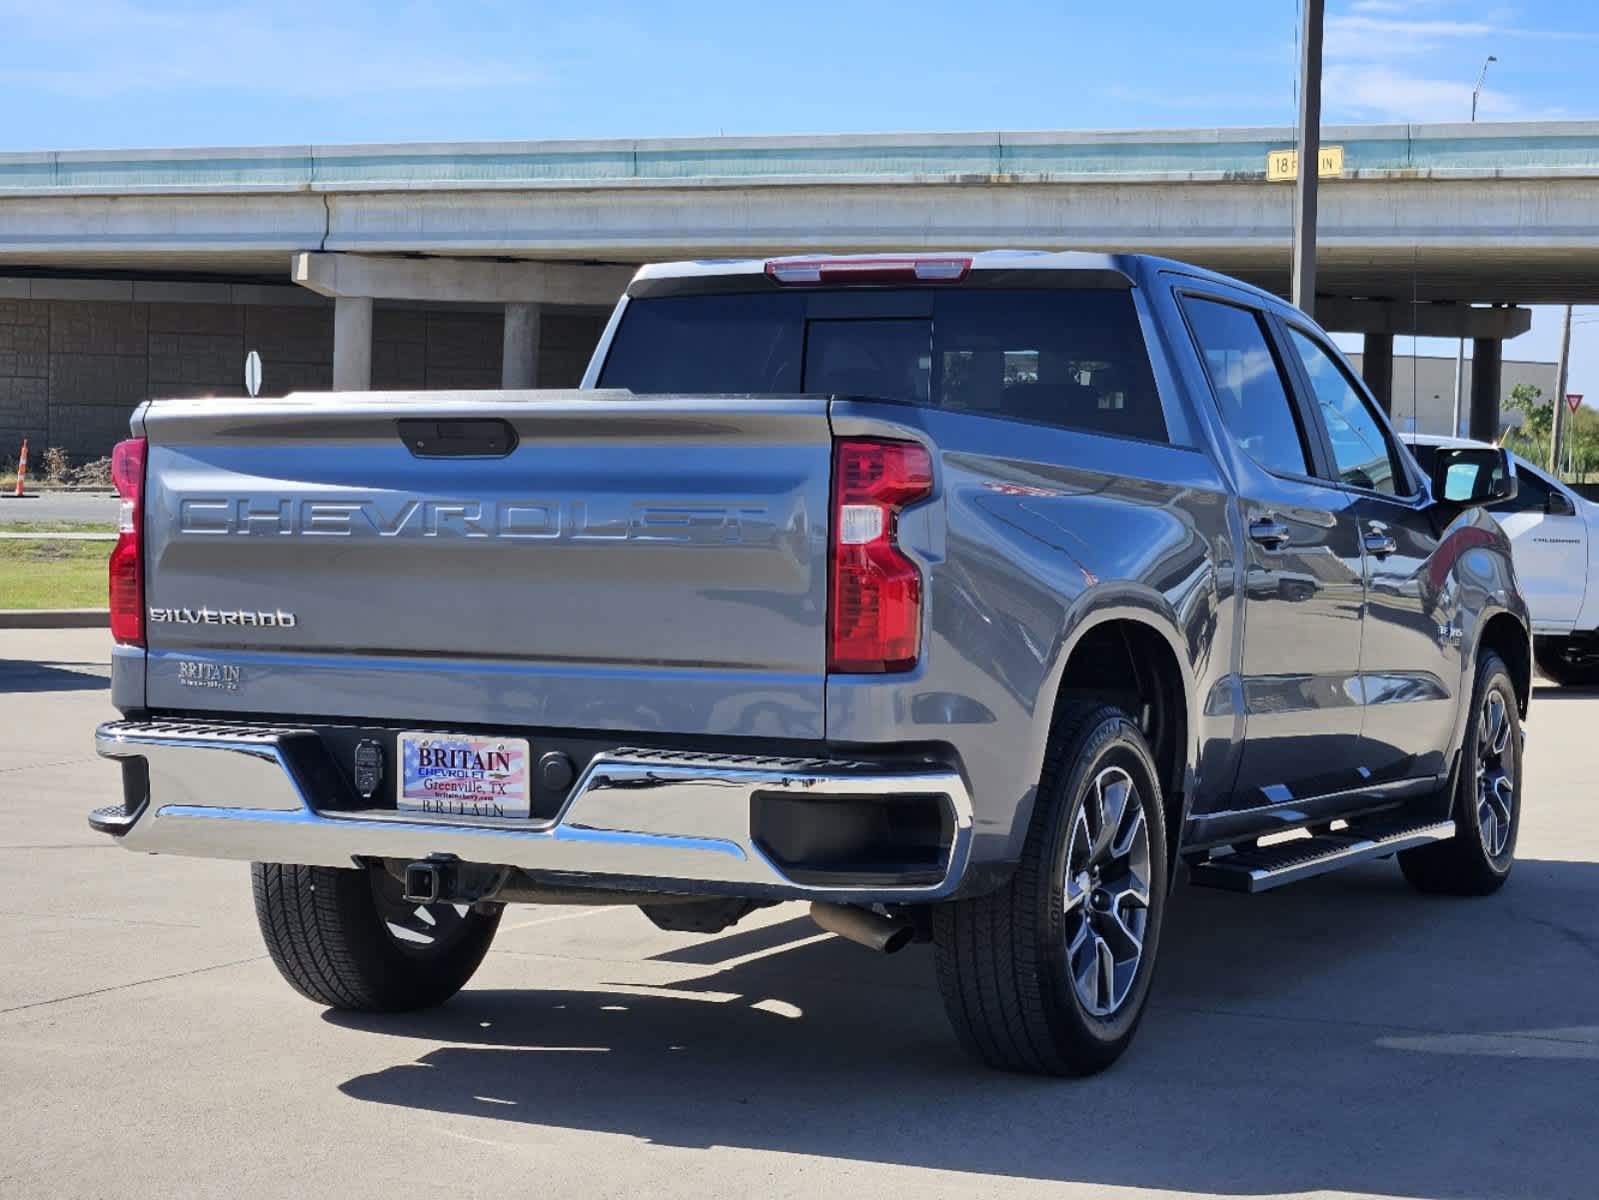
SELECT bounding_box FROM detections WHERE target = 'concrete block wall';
[373,310,502,391]
[0,301,49,459]
[0,295,610,464]
[542,312,611,388]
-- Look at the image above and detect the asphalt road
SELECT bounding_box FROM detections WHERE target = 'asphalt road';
[0,492,118,525]
[3,629,1597,1200]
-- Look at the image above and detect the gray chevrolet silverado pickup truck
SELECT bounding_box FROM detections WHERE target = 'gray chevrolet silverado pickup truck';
[93,251,1531,1076]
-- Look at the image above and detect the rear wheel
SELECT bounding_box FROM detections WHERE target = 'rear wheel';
[252,862,500,1011]
[933,702,1168,1076]
[1399,651,1521,896]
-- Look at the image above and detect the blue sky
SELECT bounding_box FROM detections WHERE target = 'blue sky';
[4,0,1596,144]
[1,0,1595,403]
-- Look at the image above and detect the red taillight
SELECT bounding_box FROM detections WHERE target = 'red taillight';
[829,439,933,674]
[109,437,146,646]
[766,256,971,286]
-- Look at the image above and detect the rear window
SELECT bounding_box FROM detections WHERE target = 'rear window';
[598,289,1167,442]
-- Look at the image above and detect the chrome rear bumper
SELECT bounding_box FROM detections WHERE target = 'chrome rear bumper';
[94,720,973,901]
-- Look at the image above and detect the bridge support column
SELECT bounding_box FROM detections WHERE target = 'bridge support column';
[1361,332,1394,416]
[502,302,541,389]
[332,296,373,391]
[1469,337,1503,443]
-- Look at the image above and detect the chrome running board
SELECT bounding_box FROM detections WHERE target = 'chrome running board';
[1189,819,1456,894]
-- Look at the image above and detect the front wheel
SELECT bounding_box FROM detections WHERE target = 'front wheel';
[252,862,501,1011]
[933,702,1169,1076]
[1399,650,1521,896]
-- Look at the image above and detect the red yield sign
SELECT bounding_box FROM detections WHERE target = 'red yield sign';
[1569,393,1585,414]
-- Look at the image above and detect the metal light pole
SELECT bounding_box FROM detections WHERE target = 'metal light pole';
[1471,55,1498,122]
[1291,0,1325,316]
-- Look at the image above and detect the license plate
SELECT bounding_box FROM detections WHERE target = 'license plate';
[397,732,531,820]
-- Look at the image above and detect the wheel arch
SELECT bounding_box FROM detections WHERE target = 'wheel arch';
[1022,596,1197,872]
[1477,608,1533,716]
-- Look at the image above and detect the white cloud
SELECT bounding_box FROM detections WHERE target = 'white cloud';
[1105,84,1289,114]
[1322,7,1490,122]
[1317,4,1599,122]
[1325,15,1497,60]
[1348,0,1451,11]
[1324,63,1520,122]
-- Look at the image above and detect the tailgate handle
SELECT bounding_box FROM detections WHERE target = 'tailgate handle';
[397,418,518,458]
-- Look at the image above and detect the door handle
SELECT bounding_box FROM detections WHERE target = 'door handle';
[1249,519,1292,549]
[1364,531,1398,557]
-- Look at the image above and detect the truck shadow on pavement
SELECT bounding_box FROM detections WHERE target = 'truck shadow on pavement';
[0,659,108,692]
[331,860,1599,1198]
[1531,683,1599,701]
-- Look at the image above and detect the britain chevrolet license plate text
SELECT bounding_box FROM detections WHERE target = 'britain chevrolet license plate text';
[397,732,531,819]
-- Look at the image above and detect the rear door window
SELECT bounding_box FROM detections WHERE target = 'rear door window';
[599,288,1167,442]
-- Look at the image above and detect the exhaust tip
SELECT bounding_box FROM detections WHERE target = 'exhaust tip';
[879,922,915,955]
[810,901,914,955]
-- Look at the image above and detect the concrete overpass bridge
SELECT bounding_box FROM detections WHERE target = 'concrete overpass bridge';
[2,121,1596,455]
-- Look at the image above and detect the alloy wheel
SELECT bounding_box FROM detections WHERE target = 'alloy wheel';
[1063,764,1152,1017]
[1476,688,1515,859]
[370,869,473,953]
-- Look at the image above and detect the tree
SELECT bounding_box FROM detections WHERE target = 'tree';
[1504,385,1599,482]
[1563,401,1599,482]
[1503,383,1551,466]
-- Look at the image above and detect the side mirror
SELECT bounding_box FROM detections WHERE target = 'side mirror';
[1547,489,1577,516]
[1430,445,1517,508]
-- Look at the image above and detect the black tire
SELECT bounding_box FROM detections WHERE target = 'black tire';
[1399,651,1521,896]
[933,702,1169,1076]
[251,862,501,1011]
[1534,636,1599,687]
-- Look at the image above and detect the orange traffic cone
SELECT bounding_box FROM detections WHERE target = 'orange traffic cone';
[11,438,27,498]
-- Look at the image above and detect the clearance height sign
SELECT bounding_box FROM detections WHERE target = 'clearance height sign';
[1266,146,1346,181]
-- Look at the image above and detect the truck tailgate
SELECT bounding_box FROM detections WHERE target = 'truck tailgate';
[138,392,831,739]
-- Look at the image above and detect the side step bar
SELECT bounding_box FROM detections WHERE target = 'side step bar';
[1189,819,1456,894]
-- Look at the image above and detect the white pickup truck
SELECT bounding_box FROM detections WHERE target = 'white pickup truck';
[1407,434,1599,685]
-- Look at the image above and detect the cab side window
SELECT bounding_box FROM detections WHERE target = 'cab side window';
[1490,464,1553,514]
[1286,328,1408,495]
[1182,297,1313,477]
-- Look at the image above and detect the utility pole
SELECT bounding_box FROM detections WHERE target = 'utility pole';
[1292,0,1325,316]
[1457,56,1496,435]
[1549,304,1573,475]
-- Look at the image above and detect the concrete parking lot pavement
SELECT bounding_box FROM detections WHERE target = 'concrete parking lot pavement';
[2,629,1597,1200]
[0,493,117,525]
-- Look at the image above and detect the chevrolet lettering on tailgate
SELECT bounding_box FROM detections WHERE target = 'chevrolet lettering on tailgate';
[176,496,777,544]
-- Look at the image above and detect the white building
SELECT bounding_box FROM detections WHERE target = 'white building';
[1343,353,1558,438]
